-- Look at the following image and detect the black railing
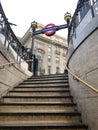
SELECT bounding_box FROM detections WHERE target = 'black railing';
[0,2,30,61]
[68,0,98,44]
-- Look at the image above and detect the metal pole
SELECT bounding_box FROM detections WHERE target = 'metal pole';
[30,27,35,72]
[31,27,35,57]
[29,21,37,72]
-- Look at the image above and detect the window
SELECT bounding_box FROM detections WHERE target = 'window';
[48,55,51,62]
[37,43,43,49]
[48,47,51,53]
[48,66,51,74]
[56,67,60,74]
[62,49,66,56]
[55,46,60,55]
[36,52,43,74]
[36,52,43,60]
[56,57,60,64]
[56,46,60,52]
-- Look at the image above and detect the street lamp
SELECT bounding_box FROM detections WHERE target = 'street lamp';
[64,12,71,25]
[64,12,71,39]
[30,21,37,72]
[31,21,37,29]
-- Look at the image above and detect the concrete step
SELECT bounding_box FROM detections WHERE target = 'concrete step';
[0,111,81,122]
[0,121,88,130]
[1,96,73,103]
[0,102,77,112]
[8,90,70,96]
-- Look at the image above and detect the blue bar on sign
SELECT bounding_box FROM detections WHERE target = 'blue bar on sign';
[42,26,59,33]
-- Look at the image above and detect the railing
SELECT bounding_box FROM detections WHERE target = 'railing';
[68,0,98,44]
[0,2,30,61]
[65,65,98,93]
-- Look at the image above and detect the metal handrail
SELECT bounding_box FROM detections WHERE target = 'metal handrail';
[65,65,98,93]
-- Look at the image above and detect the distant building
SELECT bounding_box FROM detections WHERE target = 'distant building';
[20,23,68,75]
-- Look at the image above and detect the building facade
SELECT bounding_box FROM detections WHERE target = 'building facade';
[21,23,68,75]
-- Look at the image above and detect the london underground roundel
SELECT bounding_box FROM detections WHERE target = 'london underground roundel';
[42,23,57,36]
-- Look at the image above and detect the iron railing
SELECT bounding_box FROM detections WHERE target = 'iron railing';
[0,2,30,61]
[68,0,98,43]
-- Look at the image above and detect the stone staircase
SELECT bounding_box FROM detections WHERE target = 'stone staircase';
[0,72,88,130]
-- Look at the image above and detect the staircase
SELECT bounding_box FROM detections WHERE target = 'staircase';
[0,72,88,130]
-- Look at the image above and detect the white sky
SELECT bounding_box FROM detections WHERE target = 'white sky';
[0,0,78,38]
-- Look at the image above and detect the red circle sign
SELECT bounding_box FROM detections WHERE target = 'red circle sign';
[44,23,56,36]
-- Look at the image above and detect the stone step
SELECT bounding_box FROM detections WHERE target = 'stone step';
[7,90,70,96]
[16,84,68,88]
[0,72,88,130]
[27,77,68,81]
[14,87,69,91]
[0,111,81,122]
[1,96,73,103]
[19,83,69,87]
[30,74,66,79]
[23,80,68,83]
[20,81,68,85]
[0,102,77,112]
[0,121,88,130]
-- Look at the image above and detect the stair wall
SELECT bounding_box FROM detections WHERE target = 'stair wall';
[0,41,32,97]
[67,29,98,130]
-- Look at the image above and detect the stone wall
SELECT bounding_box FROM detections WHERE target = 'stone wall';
[0,41,32,97]
[68,28,98,130]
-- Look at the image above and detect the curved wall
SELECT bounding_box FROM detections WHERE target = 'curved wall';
[0,41,32,97]
[68,28,98,130]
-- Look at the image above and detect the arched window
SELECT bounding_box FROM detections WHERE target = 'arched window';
[48,55,51,62]
[56,57,60,64]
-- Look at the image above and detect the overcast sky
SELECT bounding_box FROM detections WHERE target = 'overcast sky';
[0,0,78,38]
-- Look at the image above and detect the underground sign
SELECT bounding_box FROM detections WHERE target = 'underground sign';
[42,23,58,36]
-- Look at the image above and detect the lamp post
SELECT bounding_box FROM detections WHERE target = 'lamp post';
[64,12,71,74]
[64,12,71,42]
[64,12,71,25]
[30,21,37,72]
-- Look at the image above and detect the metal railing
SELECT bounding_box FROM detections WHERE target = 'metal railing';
[65,65,98,93]
[68,0,98,43]
[0,2,30,61]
